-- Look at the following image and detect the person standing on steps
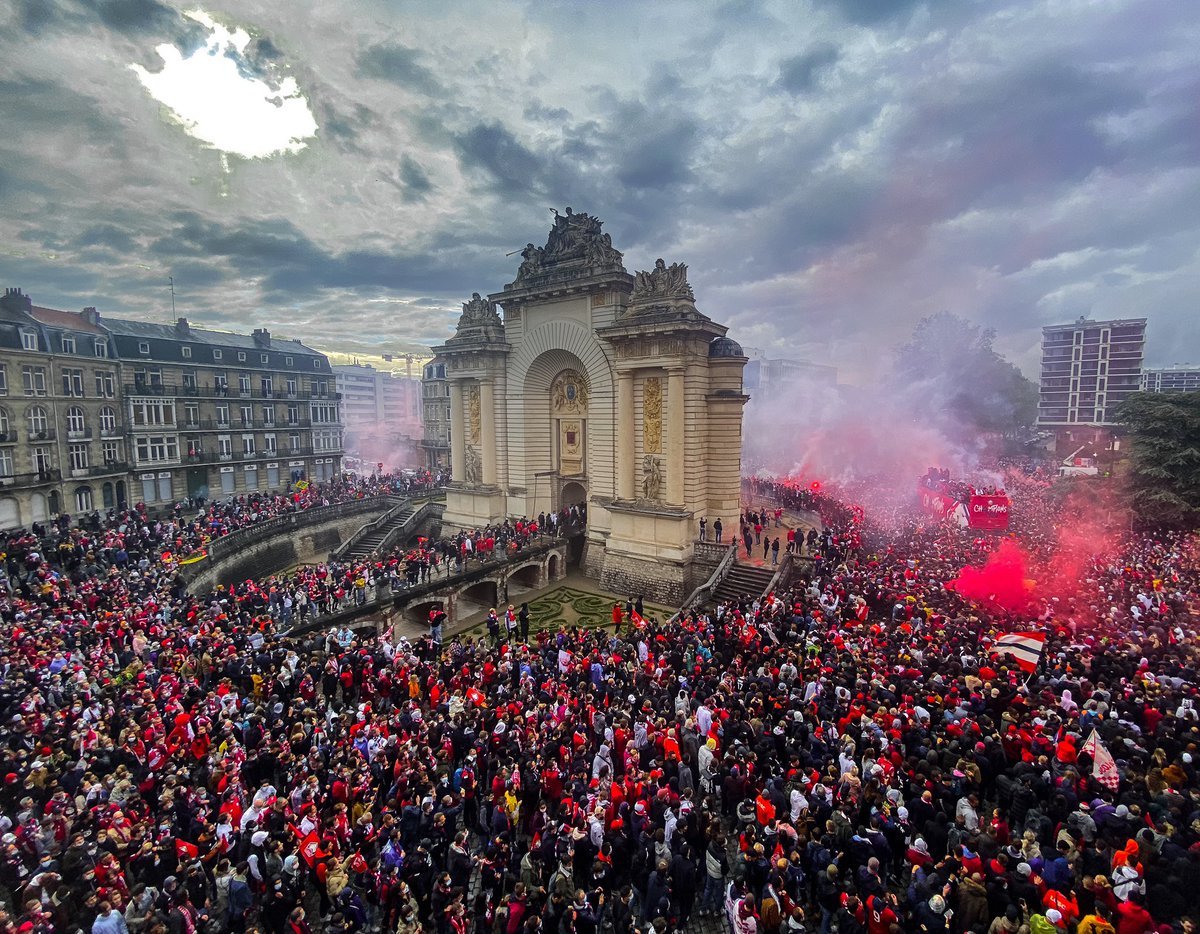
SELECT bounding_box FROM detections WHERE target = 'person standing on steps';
[699,516,707,542]
[714,517,723,542]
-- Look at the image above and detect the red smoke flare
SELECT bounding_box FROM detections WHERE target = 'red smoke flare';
[949,539,1035,612]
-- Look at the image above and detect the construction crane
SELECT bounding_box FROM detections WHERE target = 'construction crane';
[381,353,422,379]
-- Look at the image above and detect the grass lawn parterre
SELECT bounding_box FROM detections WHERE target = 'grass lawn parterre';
[455,585,674,639]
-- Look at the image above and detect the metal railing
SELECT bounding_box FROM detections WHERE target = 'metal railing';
[670,540,737,622]
[284,532,561,638]
[199,495,395,565]
[329,496,411,561]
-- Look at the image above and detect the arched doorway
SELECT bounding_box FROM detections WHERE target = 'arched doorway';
[47,490,61,516]
[458,580,499,622]
[0,497,20,530]
[507,563,541,596]
[560,480,587,506]
[520,350,592,517]
[406,599,445,629]
[116,480,127,509]
[29,492,47,523]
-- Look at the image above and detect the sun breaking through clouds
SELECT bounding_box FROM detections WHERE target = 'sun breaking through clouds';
[130,9,317,160]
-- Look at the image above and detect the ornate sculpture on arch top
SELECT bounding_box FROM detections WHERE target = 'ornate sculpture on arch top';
[513,207,624,284]
[457,292,501,328]
[632,258,695,303]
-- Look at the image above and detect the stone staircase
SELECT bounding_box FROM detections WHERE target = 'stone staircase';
[340,502,416,561]
[712,562,776,603]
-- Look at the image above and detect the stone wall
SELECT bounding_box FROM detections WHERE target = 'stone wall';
[184,507,391,592]
[599,550,688,607]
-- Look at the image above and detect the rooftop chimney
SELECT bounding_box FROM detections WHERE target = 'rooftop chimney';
[175,317,190,336]
[252,327,271,348]
[1,288,32,314]
[81,306,100,325]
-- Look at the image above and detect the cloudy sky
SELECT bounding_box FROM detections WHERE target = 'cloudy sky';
[1,0,1197,380]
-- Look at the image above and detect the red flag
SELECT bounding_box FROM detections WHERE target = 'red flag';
[175,839,199,860]
[350,851,369,874]
[631,611,646,630]
[299,830,324,867]
[466,687,485,708]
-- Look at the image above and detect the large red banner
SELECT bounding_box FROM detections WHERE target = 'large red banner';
[967,494,1010,530]
[918,488,960,518]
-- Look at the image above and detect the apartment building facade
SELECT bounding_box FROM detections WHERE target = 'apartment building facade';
[1036,316,1147,427]
[0,289,128,527]
[1140,365,1200,393]
[419,359,450,470]
[104,316,342,505]
[0,288,342,529]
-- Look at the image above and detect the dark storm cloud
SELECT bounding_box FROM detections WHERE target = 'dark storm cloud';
[884,60,1144,230]
[816,0,951,25]
[73,224,138,255]
[11,0,65,35]
[453,123,544,196]
[398,155,434,200]
[524,101,571,123]
[356,42,444,95]
[81,0,176,33]
[146,213,509,297]
[0,76,120,139]
[777,43,839,94]
[1,0,1197,370]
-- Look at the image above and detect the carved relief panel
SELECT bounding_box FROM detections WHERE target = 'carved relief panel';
[551,370,587,477]
[465,383,481,445]
[551,370,588,416]
[642,376,662,454]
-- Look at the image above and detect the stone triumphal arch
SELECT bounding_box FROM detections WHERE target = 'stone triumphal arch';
[434,209,747,603]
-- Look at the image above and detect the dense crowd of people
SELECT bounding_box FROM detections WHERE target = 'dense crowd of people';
[0,463,1197,934]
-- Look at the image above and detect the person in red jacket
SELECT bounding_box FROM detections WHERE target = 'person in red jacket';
[1114,893,1154,934]
[755,789,775,826]
[864,892,898,934]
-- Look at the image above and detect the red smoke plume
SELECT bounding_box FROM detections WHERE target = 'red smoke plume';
[949,539,1035,612]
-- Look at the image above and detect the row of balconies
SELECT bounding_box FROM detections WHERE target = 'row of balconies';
[181,447,325,464]
[0,460,131,487]
[129,382,341,401]
[180,418,313,431]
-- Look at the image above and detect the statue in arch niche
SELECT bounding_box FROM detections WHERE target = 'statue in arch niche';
[463,446,482,484]
[642,455,663,501]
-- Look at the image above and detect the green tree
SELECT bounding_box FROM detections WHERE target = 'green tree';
[891,312,1037,437]
[1114,391,1200,528]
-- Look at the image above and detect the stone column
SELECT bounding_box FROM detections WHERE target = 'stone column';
[616,371,634,500]
[667,367,686,506]
[448,380,465,483]
[480,379,497,486]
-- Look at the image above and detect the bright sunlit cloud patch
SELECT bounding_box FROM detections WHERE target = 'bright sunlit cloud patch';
[130,9,317,159]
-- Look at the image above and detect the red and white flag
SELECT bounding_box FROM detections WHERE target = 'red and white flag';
[1080,729,1099,759]
[1092,737,1120,791]
[630,610,646,630]
[990,631,1046,673]
[298,830,325,867]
